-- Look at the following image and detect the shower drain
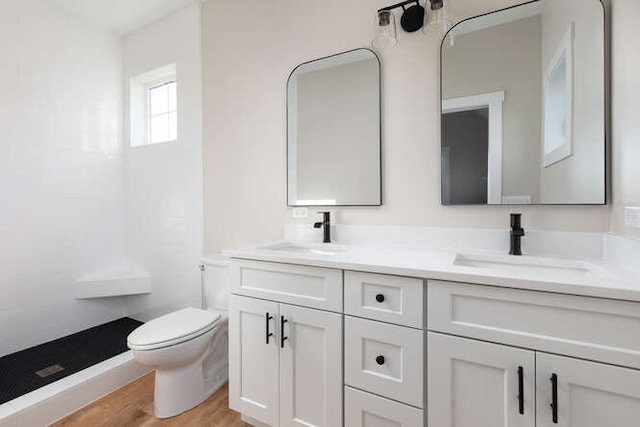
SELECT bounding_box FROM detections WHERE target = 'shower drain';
[35,364,65,378]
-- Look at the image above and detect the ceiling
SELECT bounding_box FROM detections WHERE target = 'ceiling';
[44,0,197,36]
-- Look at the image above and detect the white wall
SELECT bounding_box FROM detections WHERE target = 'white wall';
[0,0,127,356]
[202,0,611,254]
[122,3,204,321]
[611,0,640,240]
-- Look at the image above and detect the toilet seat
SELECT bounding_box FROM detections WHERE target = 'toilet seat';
[127,307,221,351]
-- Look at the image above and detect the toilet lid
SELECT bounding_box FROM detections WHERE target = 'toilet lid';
[127,308,221,350]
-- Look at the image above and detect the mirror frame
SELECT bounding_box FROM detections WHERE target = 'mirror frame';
[439,0,608,206]
[286,48,383,207]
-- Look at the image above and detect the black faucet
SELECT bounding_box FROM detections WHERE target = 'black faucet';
[509,213,525,256]
[313,211,331,243]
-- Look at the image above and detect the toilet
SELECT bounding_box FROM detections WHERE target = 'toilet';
[127,254,230,418]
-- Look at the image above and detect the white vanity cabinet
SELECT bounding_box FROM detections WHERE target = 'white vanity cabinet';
[428,280,640,427]
[228,261,342,427]
[227,252,640,427]
[344,271,425,426]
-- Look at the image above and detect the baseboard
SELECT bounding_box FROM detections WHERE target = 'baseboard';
[241,414,272,427]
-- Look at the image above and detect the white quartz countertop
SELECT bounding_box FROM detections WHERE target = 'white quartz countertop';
[223,240,640,303]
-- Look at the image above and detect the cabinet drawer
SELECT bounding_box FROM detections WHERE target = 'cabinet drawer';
[230,260,342,312]
[345,316,424,408]
[345,386,423,427]
[428,280,640,369]
[344,271,423,328]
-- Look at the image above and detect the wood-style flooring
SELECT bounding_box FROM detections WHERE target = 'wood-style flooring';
[52,373,250,426]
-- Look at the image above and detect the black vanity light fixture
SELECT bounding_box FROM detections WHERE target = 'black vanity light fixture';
[372,0,452,48]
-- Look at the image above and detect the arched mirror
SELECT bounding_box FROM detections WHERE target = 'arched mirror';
[441,0,606,205]
[287,49,382,207]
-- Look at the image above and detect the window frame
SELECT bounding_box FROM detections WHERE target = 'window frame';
[129,63,177,148]
[147,76,177,145]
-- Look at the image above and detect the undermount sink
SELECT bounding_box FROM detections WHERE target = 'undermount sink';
[453,252,612,279]
[259,242,347,256]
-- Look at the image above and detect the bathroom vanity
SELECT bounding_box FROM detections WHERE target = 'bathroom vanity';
[224,234,640,427]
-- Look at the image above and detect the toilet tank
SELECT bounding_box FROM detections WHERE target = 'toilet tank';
[200,254,231,311]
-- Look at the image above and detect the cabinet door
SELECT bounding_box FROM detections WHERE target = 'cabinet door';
[428,333,535,427]
[280,304,342,427]
[536,353,640,427]
[229,295,280,427]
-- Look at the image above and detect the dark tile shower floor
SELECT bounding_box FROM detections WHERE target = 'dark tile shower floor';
[0,317,143,405]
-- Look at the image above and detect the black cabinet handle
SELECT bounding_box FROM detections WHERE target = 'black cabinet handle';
[376,355,385,365]
[280,316,288,348]
[375,294,385,303]
[265,312,273,344]
[518,366,524,415]
[550,373,558,423]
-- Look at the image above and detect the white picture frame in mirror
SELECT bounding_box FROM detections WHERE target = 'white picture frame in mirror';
[543,23,574,168]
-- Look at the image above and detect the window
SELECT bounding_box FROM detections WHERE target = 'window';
[129,63,177,147]
[149,81,177,144]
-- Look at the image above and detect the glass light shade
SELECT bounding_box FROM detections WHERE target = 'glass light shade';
[372,10,397,49]
[423,0,453,38]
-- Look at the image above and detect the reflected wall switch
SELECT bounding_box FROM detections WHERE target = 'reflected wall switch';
[292,207,308,218]
[625,207,640,228]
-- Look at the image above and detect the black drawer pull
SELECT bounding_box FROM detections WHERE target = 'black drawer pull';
[518,366,524,415]
[376,355,385,365]
[375,294,385,303]
[280,316,289,348]
[550,373,558,423]
[265,312,273,344]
